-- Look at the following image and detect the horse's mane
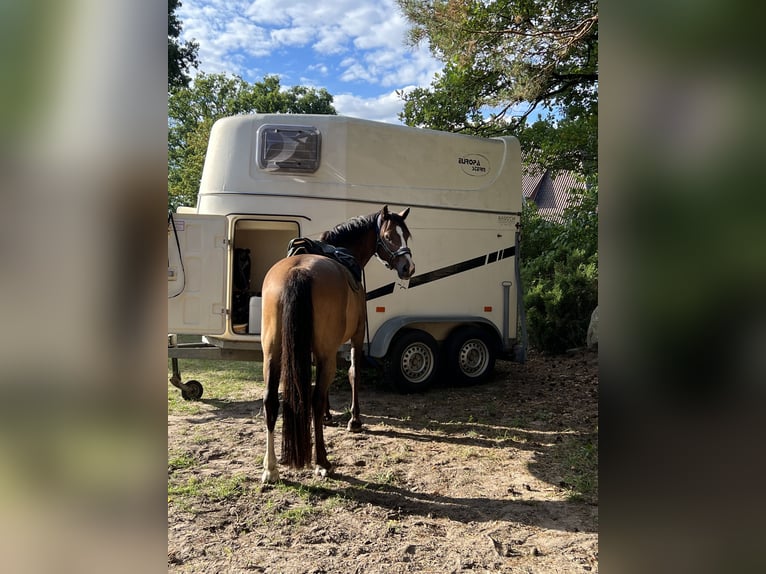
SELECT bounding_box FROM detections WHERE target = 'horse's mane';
[320,212,377,246]
[320,210,411,247]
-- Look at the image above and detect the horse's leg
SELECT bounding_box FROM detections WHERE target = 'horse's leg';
[261,353,281,483]
[323,366,333,425]
[312,353,336,477]
[347,336,364,433]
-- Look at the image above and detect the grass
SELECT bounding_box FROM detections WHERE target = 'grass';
[168,351,385,415]
[384,450,410,465]
[168,352,378,413]
[386,519,402,534]
[190,432,216,445]
[365,469,405,489]
[264,480,350,525]
[455,445,482,460]
[167,356,263,415]
[168,474,249,507]
[168,450,196,472]
[497,429,529,445]
[560,432,598,502]
[277,504,320,525]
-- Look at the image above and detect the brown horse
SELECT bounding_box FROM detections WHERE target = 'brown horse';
[260,205,414,482]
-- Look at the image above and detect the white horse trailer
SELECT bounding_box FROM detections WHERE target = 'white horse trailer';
[168,114,526,397]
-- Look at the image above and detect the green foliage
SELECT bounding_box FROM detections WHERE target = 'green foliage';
[521,181,598,353]
[168,73,336,210]
[518,107,598,175]
[397,0,598,172]
[168,0,199,90]
[397,0,598,121]
[396,0,600,351]
[399,61,496,135]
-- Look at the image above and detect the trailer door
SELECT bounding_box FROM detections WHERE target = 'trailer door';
[168,214,228,335]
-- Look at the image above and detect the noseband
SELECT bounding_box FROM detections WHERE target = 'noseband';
[376,237,411,269]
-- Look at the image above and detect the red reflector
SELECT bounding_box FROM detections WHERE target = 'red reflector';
[484,306,492,312]
[376,306,385,313]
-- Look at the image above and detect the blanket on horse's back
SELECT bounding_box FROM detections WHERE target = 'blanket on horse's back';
[286,237,362,284]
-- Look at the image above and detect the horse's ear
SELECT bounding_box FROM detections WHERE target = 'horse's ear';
[381,205,390,218]
[400,207,410,220]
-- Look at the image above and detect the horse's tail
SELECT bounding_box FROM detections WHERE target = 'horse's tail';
[280,267,314,468]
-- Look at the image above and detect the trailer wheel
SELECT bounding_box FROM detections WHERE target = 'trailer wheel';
[444,326,498,386]
[181,380,204,401]
[385,329,439,393]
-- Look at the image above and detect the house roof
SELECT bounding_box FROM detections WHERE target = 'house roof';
[522,165,546,202]
[522,165,586,221]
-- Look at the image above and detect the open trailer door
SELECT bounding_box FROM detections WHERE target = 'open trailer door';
[168,213,228,335]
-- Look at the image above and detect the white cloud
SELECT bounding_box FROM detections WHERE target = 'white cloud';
[269,26,314,48]
[179,1,274,74]
[380,44,441,87]
[334,89,415,124]
[339,43,441,89]
[176,0,444,121]
[339,58,377,84]
[245,0,291,25]
[313,25,349,54]
[307,63,329,76]
[352,11,409,51]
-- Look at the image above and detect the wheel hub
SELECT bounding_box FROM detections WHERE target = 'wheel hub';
[459,340,488,376]
[401,344,433,383]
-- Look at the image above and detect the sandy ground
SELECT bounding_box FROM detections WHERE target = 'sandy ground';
[168,349,598,573]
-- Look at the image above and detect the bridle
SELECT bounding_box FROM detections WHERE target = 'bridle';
[374,214,411,269]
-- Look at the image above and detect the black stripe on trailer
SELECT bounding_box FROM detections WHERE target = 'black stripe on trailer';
[366,245,516,301]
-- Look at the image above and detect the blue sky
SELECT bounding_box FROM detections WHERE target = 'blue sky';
[177,0,445,124]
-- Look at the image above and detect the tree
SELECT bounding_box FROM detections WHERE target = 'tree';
[397,0,597,172]
[168,73,336,209]
[398,0,599,353]
[168,0,199,90]
[521,182,598,353]
[517,106,598,175]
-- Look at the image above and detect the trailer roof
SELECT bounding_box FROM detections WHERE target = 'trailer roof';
[199,114,521,213]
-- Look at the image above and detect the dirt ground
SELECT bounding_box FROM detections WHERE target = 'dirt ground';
[168,349,598,573]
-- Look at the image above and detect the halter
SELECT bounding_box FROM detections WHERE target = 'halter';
[374,213,411,269]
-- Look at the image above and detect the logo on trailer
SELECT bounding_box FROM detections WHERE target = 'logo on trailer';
[458,154,490,176]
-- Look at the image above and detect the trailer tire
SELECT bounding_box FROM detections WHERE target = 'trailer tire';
[443,326,497,386]
[181,380,204,401]
[384,329,439,393]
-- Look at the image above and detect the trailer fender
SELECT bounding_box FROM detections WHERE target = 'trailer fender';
[368,315,502,359]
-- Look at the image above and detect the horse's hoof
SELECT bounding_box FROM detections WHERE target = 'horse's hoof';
[261,469,279,484]
[347,419,363,433]
[314,465,330,478]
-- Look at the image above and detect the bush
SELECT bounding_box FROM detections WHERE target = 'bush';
[521,182,598,353]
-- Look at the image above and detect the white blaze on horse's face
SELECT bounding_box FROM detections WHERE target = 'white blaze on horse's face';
[376,210,415,280]
[394,224,415,279]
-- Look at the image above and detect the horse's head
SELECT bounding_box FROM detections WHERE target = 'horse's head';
[375,205,415,280]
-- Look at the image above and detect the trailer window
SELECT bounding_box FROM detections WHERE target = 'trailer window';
[257,125,321,173]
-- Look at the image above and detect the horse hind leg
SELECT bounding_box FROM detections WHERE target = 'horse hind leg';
[347,340,363,433]
[261,355,281,484]
[323,395,333,425]
[312,354,336,477]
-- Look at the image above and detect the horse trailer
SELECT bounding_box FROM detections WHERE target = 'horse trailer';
[168,114,526,396]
